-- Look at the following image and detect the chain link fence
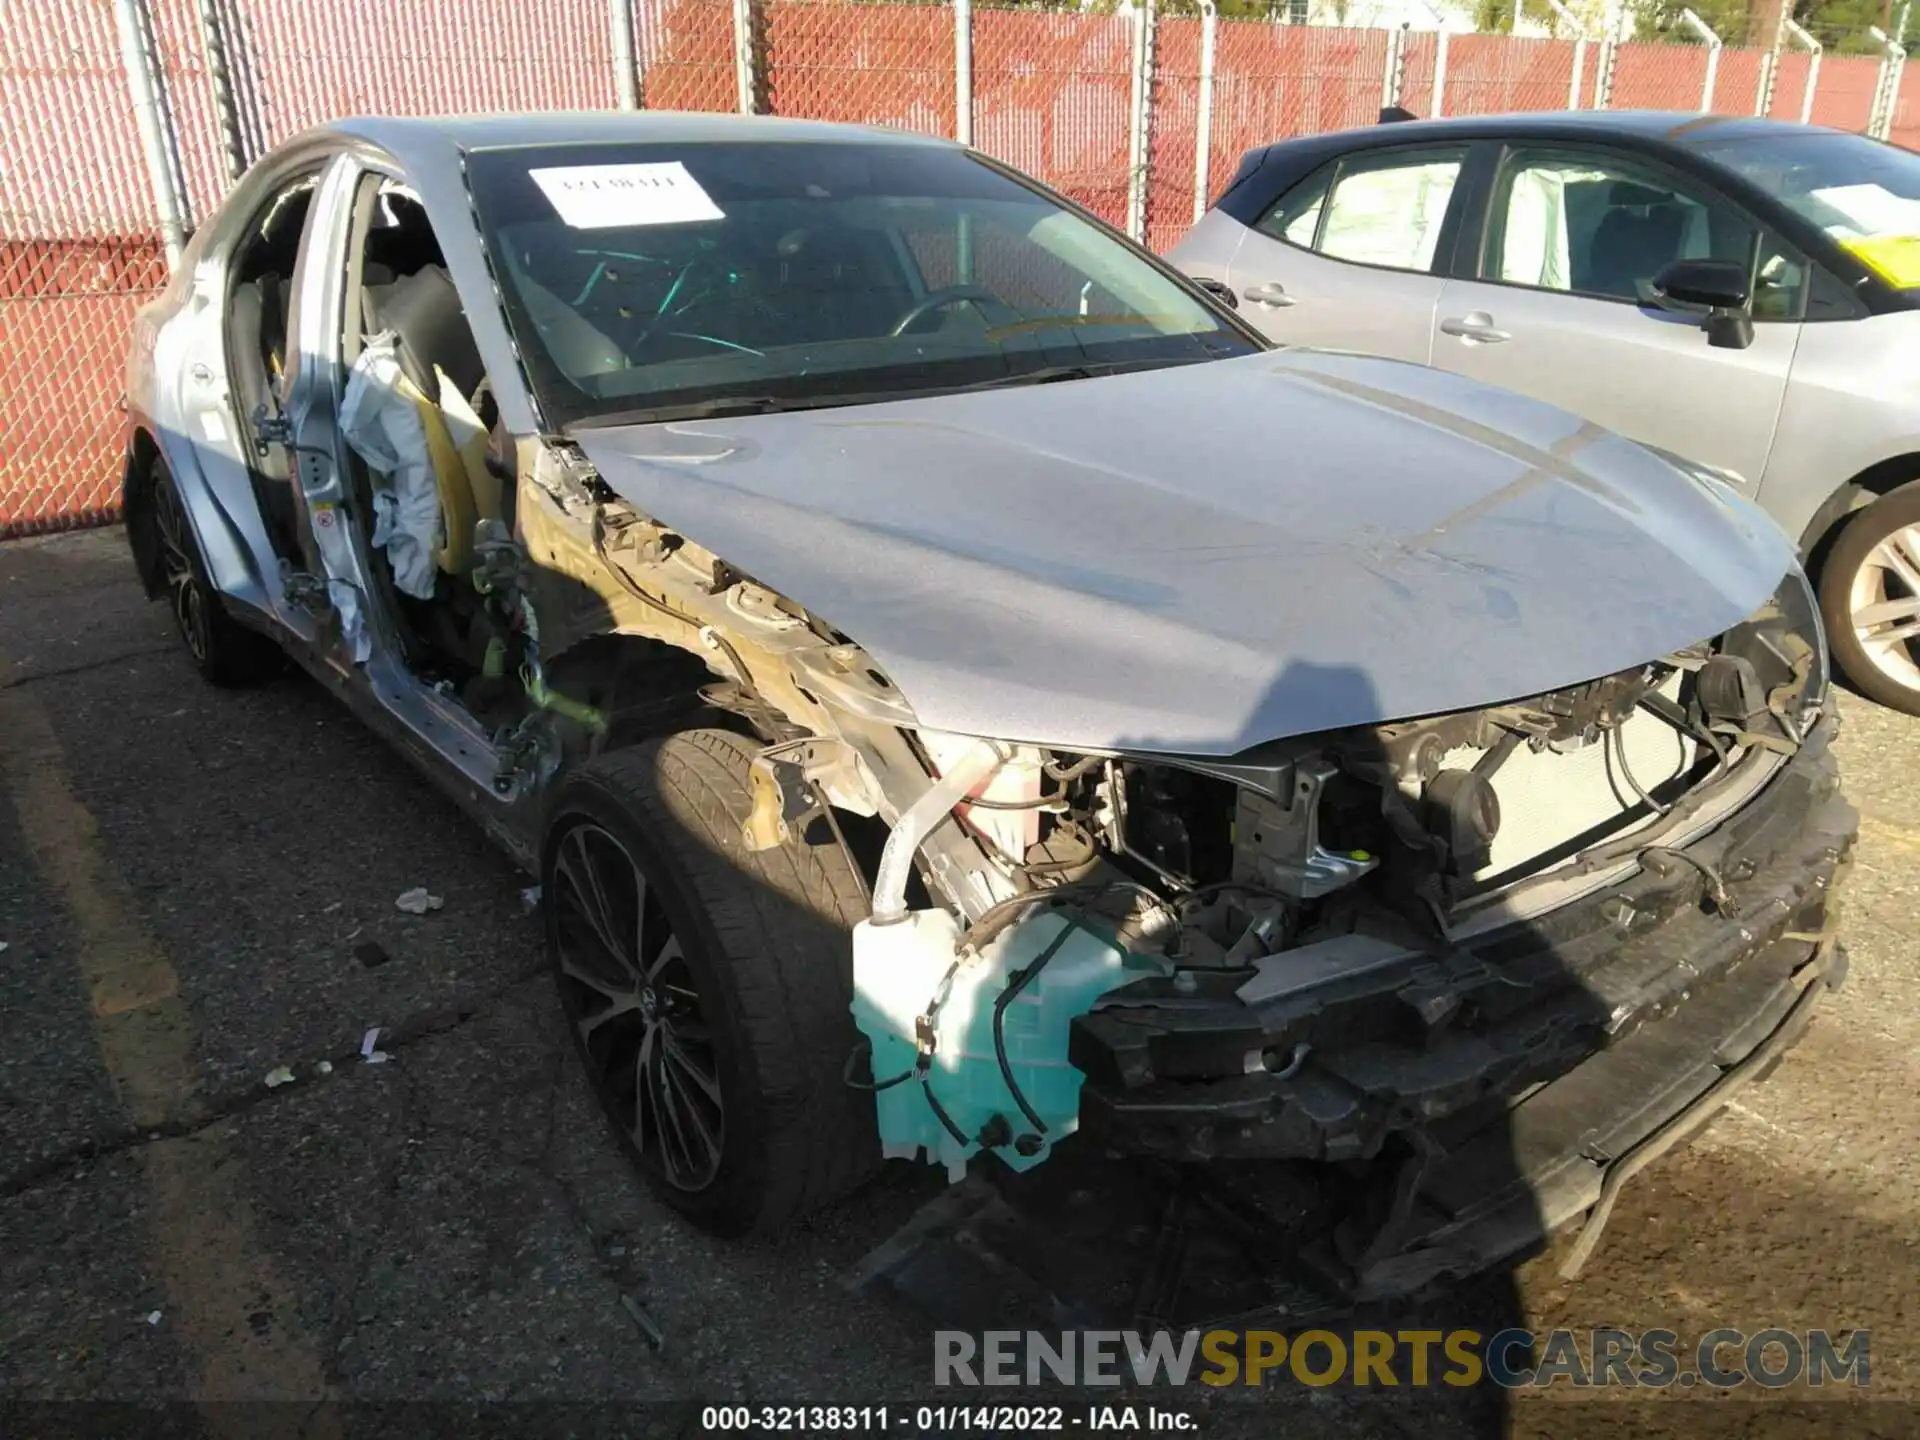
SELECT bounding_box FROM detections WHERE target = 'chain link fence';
[6,0,1916,538]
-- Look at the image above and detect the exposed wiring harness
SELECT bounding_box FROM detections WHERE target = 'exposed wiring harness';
[840,958,973,1147]
[963,878,1180,955]
[989,919,1081,1140]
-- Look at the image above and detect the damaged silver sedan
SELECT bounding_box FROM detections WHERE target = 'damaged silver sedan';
[121,114,1854,1288]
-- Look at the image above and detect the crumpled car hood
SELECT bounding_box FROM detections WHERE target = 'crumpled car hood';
[571,348,1796,757]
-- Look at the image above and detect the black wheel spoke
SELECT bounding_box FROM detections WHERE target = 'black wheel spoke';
[153,482,209,662]
[553,820,725,1195]
[662,1029,723,1106]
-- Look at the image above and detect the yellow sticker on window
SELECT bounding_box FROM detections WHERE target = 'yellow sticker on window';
[1839,234,1920,289]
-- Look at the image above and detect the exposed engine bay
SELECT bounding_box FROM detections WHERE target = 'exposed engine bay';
[844,578,1825,1180]
[497,446,1828,1192]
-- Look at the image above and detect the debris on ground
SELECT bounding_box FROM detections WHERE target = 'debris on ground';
[0,940,9,955]
[146,1311,163,1326]
[353,940,391,969]
[360,1026,391,1065]
[263,1066,297,1089]
[520,885,542,915]
[619,1292,665,1350]
[316,1059,334,1075]
[394,887,442,915]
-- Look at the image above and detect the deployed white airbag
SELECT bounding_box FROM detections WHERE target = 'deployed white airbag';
[340,331,441,599]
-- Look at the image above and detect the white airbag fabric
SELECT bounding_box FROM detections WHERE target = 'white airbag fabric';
[340,331,441,599]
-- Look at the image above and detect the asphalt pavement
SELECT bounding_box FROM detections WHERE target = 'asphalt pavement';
[2,526,1916,1438]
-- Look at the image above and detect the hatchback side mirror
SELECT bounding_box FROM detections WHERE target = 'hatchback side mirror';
[1651,258,1754,351]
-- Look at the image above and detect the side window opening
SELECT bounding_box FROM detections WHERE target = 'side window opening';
[1485,149,1798,316]
[1255,147,1466,274]
[1255,168,1331,248]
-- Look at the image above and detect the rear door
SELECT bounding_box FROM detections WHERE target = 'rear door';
[1427,142,1803,488]
[1224,143,1473,364]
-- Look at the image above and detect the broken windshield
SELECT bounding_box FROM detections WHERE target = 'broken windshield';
[465,140,1256,428]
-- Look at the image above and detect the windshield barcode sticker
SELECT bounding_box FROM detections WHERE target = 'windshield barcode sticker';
[529,162,725,230]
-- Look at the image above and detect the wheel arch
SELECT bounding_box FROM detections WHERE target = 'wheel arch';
[121,412,270,614]
[1799,453,1920,583]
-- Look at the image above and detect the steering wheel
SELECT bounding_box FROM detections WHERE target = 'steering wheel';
[890,285,1011,337]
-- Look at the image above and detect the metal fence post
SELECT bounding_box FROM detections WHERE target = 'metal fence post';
[1757,44,1778,116]
[1194,1,1217,225]
[610,0,639,108]
[1784,19,1821,125]
[1678,9,1722,111]
[1430,28,1449,117]
[1593,10,1621,109]
[1381,22,1405,111]
[1126,0,1156,244]
[732,0,756,115]
[112,0,190,267]
[195,0,247,182]
[954,0,973,145]
[1544,0,1586,108]
[1869,25,1907,138]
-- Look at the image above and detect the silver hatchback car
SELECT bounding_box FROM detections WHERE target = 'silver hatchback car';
[1171,112,1920,715]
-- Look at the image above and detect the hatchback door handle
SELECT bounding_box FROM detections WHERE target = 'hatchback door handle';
[1242,281,1296,308]
[1440,312,1511,343]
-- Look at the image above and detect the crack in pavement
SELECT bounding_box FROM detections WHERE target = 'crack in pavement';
[0,959,549,1201]
[0,643,179,692]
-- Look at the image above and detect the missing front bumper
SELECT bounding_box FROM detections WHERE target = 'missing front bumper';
[1070,710,1857,1170]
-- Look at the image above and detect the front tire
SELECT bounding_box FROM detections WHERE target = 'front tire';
[1819,481,1920,716]
[149,467,282,685]
[543,729,879,1236]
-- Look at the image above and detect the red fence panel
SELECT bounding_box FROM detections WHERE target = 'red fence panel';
[1209,20,1388,183]
[225,0,616,149]
[1609,41,1709,111]
[1,3,170,538]
[1808,54,1882,135]
[637,0,738,111]
[1710,46,1764,117]
[1441,35,1574,116]
[972,8,1133,229]
[765,0,954,136]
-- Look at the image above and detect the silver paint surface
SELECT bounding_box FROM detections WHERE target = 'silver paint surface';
[575,347,1797,755]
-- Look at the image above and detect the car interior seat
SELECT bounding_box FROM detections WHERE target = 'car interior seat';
[1583,181,1688,301]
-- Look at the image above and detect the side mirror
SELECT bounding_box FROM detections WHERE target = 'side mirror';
[1652,258,1751,311]
[1650,258,1754,351]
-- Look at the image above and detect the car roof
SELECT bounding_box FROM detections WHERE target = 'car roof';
[1258,109,1847,156]
[1236,108,1850,174]
[1212,110,1853,230]
[322,111,956,171]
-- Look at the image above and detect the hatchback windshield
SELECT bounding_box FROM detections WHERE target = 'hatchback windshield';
[466,141,1255,428]
[1693,130,1920,289]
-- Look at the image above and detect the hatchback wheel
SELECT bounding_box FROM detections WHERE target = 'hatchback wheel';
[1820,481,1920,716]
[149,468,283,685]
[543,729,879,1235]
